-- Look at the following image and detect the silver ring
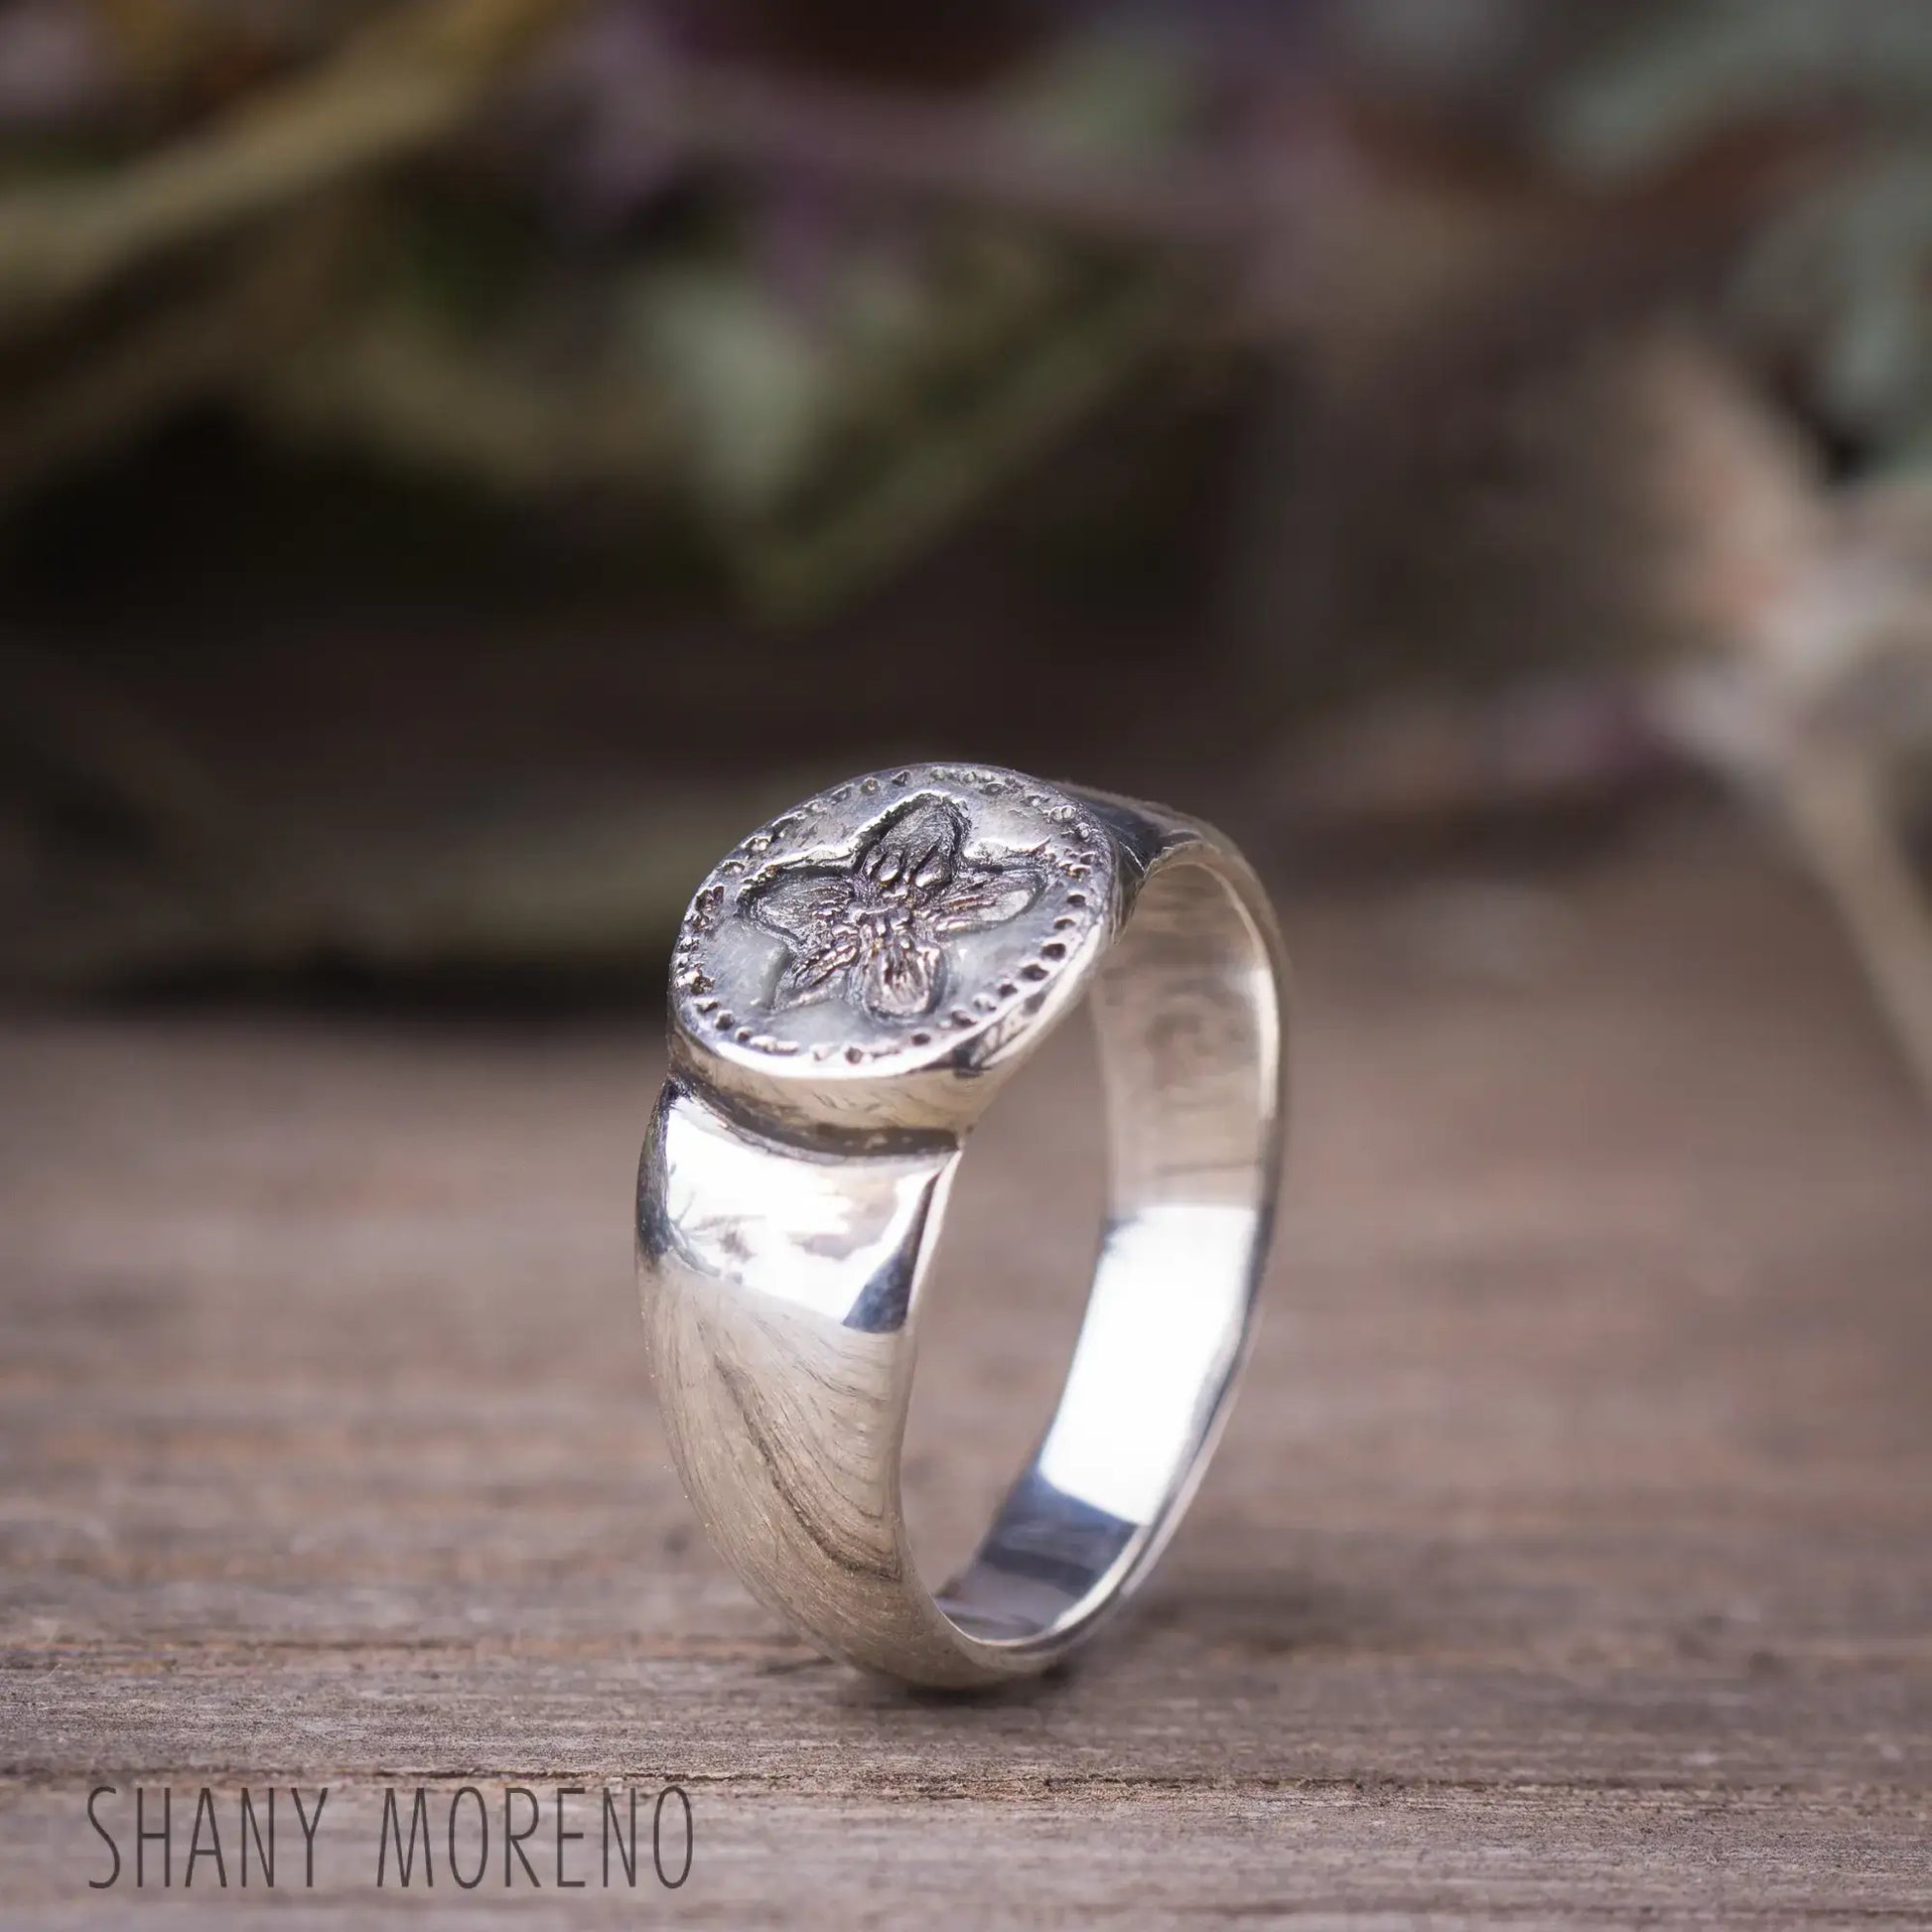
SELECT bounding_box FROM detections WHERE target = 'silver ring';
[635,762,1288,1687]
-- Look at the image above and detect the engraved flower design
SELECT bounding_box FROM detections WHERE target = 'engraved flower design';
[744,795,1040,1022]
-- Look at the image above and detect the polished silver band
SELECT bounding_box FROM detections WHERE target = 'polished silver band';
[636,763,1288,1686]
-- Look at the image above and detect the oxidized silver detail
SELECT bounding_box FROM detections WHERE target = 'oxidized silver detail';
[744,793,1042,1023]
[669,763,1112,1073]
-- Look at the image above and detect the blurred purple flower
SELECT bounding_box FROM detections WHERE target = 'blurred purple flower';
[0,0,114,129]
[515,2,696,232]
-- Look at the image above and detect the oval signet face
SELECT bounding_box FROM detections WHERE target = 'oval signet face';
[670,764,1115,1076]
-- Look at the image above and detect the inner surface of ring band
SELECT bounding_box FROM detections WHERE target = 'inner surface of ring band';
[932,855,1280,1649]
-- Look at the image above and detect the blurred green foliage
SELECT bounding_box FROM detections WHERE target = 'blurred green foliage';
[1550,0,1932,469]
[5,0,1932,1034]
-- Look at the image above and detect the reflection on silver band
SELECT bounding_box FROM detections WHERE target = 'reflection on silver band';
[636,763,1288,1687]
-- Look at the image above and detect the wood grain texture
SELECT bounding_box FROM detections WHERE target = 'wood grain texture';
[1,813,1928,1925]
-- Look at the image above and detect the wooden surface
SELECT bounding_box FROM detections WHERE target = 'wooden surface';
[2,813,1929,1926]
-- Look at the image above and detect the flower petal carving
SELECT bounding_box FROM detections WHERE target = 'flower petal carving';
[772,927,861,1010]
[926,866,1041,936]
[748,874,857,946]
[737,791,1044,1027]
[857,797,963,904]
[856,926,942,1021]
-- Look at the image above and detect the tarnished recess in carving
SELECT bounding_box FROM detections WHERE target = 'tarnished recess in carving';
[742,795,1041,1022]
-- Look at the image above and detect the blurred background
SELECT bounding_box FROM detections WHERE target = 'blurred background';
[4,17,1931,1890]
[2,0,1931,1098]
